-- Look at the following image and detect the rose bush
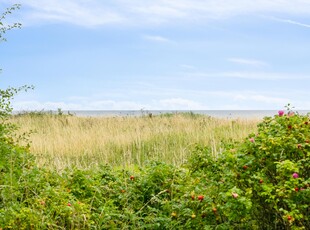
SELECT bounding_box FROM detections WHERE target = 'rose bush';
[187,107,309,229]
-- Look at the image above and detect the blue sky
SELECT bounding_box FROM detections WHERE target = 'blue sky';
[1,0,310,110]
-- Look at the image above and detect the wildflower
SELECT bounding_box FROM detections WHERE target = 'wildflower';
[292,172,299,179]
[232,192,238,198]
[249,137,255,143]
[278,110,284,116]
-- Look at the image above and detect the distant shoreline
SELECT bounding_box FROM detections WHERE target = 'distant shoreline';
[13,110,310,119]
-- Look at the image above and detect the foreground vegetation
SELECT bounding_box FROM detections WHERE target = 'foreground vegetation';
[2,103,309,229]
[10,112,259,171]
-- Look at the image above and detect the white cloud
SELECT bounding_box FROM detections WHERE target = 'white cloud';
[13,0,124,27]
[186,71,310,80]
[228,58,268,67]
[12,100,147,111]
[12,98,208,111]
[12,88,298,111]
[88,100,146,110]
[12,100,82,111]
[232,93,289,105]
[158,98,208,110]
[143,35,171,43]
[6,0,310,27]
[268,16,310,28]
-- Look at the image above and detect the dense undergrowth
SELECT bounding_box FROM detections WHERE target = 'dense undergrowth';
[1,99,309,229]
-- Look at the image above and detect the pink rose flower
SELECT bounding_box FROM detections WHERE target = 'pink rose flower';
[278,110,284,116]
[292,172,299,179]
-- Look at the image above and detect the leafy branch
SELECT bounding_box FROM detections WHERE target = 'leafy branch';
[0,4,22,42]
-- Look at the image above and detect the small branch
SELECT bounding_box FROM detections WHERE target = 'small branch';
[136,189,168,214]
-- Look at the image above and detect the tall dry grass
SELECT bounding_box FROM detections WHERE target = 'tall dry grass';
[10,112,260,171]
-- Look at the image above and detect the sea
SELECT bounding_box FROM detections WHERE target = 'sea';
[43,110,310,119]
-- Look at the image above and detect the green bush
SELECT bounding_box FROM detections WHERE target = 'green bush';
[232,109,310,229]
[187,108,310,229]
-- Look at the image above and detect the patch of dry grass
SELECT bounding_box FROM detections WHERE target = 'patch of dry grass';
[10,113,260,171]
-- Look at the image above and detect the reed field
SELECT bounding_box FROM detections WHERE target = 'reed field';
[10,112,260,171]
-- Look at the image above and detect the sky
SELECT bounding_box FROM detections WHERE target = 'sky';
[1,0,310,111]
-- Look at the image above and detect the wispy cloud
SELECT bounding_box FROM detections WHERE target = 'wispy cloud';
[268,16,310,28]
[12,100,147,110]
[158,98,208,110]
[143,35,171,43]
[11,91,294,111]
[185,71,310,80]
[7,0,310,27]
[12,100,82,111]
[11,79,310,110]
[13,0,124,27]
[228,58,268,67]
[12,98,208,110]
[232,93,288,104]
